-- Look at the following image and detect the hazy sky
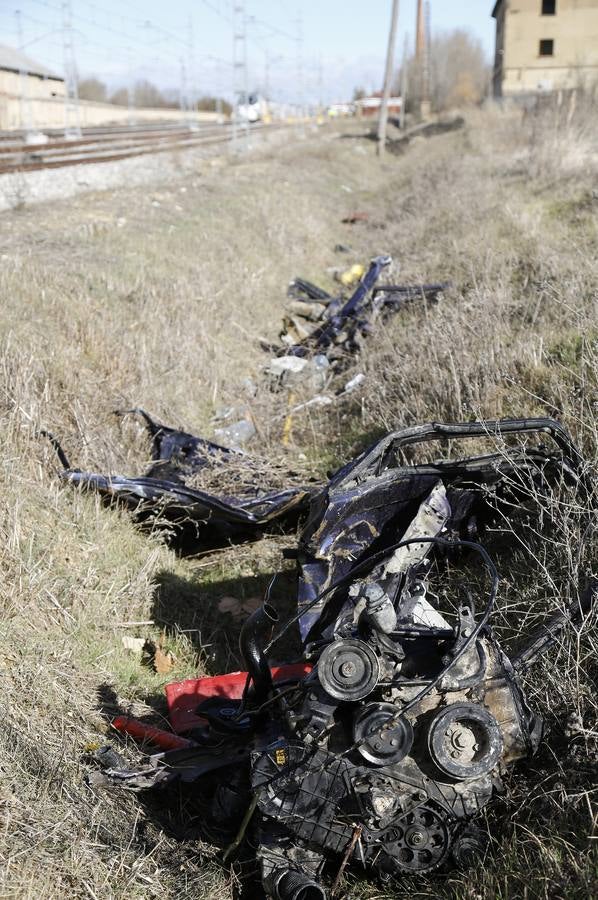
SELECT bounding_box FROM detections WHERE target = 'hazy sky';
[0,1,496,102]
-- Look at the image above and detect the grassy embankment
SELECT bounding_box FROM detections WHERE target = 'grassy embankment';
[0,103,596,899]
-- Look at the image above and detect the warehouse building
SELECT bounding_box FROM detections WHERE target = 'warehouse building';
[0,44,65,102]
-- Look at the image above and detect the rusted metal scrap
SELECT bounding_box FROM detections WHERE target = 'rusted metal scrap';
[280,254,451,359]
[49,409,316,550]
[88,417,595,899]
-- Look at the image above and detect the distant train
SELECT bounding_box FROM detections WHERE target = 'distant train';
[236,93,269,123]
[235,93,305,123]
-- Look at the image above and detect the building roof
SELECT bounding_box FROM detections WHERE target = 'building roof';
[491,0,504,17]
[0,44,63,80]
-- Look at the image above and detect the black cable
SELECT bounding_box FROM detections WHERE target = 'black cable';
[237,537,497,727]
[341,537,499,757]
[267,535,496,653]
[239,572,280,712]
[39,429,71,469]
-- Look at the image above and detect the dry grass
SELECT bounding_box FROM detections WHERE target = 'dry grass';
[0,103,596,899]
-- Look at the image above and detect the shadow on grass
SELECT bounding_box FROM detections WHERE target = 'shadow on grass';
[92,564,306,900]
[150,566,302,674]
[95,677,264,899]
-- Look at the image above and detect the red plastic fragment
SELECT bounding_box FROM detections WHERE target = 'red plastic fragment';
[165,664,312,734]
[112,715,196,750]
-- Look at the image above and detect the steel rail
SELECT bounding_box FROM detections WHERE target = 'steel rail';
[0,122,289,174]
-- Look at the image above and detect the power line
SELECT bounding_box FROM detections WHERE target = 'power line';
[13,0,320,110]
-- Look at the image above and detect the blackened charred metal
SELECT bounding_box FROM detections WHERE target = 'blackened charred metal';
[87,417,595,899]
[48,409,316,551]
[296,416,586,641]
[280,255,452,360]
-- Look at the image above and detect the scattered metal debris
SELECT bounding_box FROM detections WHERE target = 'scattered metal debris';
[294,417,586,639]
[48,408,316,551]
[88,417,595,898]
[279,255,451,361]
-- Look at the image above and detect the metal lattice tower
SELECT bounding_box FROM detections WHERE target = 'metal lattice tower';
[232,1,249,148]
[185,13,197,129]
[61,0,81,139]
[15,10,34,138]
[180,57,189,124]
[125,43,136,127]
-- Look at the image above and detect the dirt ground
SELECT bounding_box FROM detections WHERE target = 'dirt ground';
[0,105,596,899]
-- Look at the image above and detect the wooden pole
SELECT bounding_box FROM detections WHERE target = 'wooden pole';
[399,33,409,130]
[377,0,400,157]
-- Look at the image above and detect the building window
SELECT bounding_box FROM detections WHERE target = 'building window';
[539,39,554,56]
[542,0,556,14]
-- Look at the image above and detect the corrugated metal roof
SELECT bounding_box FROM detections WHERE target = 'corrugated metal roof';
[0,44,63,80]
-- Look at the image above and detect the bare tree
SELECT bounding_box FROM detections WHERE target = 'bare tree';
[109,80,178,109]
[197,96,232,115]
[133,80,168,108]
[109,87,129,106]
[430,30,490,110]
[78,77,107,102]
[395,29,490,114]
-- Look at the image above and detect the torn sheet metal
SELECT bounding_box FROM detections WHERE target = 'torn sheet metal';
[280,255,451,360]
[51,409,316,549]
[296,417,586,641]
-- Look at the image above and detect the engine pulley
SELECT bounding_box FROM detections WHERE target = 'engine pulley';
[317,638,379,702]
[427,703,503,780]
[374,803,452,874]
[353,702,414,766]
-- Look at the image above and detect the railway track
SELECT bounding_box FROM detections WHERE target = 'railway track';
[0,121,285,175]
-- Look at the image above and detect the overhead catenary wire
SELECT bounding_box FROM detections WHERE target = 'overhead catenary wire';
[10,0,324,118]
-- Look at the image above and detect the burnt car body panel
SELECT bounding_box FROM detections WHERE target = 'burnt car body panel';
[86,417,595,898]
[53,409,315,548]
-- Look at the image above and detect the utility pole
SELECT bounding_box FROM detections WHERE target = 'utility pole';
[264,53,281,106]
[215,58,224,124]
[415,0,431,118]
[377,0,399,157]
[422,0,431,117]
[179,57,189,124]
[15,10,34,139]
[232,1,249,148]
[399,33,409,130]
[61,0,81,139]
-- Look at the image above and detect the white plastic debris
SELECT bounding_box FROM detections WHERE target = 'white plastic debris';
[342,373,366,394]
[267,356,309,376]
